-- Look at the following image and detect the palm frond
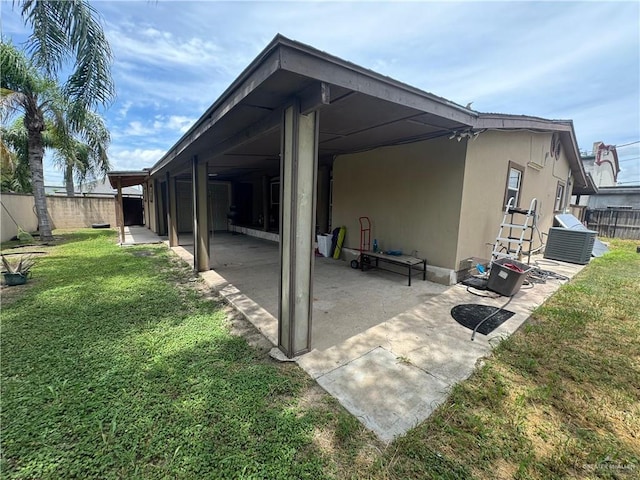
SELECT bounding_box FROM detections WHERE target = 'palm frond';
[1,117,32,192]
[0,41,38,95]
[19,0,115,109]
[19,0,70,77]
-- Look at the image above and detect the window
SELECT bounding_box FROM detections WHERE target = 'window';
[504,162,524,208]
[555,182,565,211]
[270,181,280,207]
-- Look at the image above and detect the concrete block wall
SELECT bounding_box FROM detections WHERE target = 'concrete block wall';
[1,193,117,242]
[47,196,116,229]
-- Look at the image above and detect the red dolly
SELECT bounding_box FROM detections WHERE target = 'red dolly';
[350,216,371,269]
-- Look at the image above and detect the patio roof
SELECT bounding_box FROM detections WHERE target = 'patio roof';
[107,170,149,189]
[145,34,591,191]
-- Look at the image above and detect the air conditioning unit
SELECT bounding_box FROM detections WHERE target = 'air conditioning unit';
[544,227,596,265]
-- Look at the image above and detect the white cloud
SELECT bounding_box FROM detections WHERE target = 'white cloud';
[118,101,133,118]
[152,115,195,134]
[165,115,195,133]
[108,148,166,171]
[111,115,196,142]
[126,121,156,136]
[106,24,233,72]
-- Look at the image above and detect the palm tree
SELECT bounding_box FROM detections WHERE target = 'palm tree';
[1,42,56,239]
[0,117,31,193]
[48,110,111,196]
[1,111,111,196]
[2,0,114,241]
[1,43,111,214]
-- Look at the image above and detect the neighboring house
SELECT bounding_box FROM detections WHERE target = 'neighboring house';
[590,141,620,187]
[573,141,620,207]
[587,186,640,209]
[108,35,594,357]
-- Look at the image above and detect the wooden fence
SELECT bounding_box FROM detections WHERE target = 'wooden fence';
[586,208,640,240]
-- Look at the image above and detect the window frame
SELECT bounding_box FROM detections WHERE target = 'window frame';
[503,161,525,208]
[554,181,566,212]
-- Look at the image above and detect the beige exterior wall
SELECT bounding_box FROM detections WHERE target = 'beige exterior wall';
[1,194,38,242]
[47,196,117,229]
[332,137,467,269]
[456,130,572,268]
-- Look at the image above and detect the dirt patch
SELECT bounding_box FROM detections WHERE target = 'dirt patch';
[0,281,35,306]
[1,245,51,304]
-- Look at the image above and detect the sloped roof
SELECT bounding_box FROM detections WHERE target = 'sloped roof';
[145,34,590,191]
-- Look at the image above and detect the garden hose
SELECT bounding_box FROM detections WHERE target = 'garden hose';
[471,295,515,342]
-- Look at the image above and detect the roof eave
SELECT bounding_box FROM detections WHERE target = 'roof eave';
[107,171,149,189]
[474,115,589,188]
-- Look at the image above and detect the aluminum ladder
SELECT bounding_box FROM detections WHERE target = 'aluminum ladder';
[491,197,538,263]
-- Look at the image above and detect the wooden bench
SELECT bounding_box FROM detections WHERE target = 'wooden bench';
[360,251,427,286]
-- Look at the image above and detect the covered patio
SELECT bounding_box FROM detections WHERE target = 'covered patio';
[138,34,484,358]
[111,35,593,359]
[173,231,447,351]
[128,225,584,441]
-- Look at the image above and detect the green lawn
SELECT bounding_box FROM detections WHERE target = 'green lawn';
[0,230,374,479]
[2,231,639,479]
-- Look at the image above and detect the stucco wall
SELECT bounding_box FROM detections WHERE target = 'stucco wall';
[1,194,117,241]
[457,130,572,267]
[331,137,467,269]
[1,194,38,242]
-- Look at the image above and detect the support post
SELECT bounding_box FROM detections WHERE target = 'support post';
[116,178,125,244]
[262,175,270,232]
[156,179,166,236]
[167,172,178,247]
[143,182,149,228]
[191,156,210,271]
[278,101,319,358]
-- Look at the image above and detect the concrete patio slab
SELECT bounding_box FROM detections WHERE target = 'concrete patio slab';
[315,346,451,443]
[121,226,164,245]
[180,232,447,350]
[161,231,586,443]
[298,260,584,441]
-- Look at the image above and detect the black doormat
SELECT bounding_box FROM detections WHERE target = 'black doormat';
[451,304,515,335]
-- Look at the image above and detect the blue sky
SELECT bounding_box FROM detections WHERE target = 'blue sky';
[3,0,639,185]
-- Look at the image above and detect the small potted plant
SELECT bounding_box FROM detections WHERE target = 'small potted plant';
[1,255,35,286]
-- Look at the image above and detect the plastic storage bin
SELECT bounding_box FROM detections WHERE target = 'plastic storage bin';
[317,234,333,257]
[487,258,532,296]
